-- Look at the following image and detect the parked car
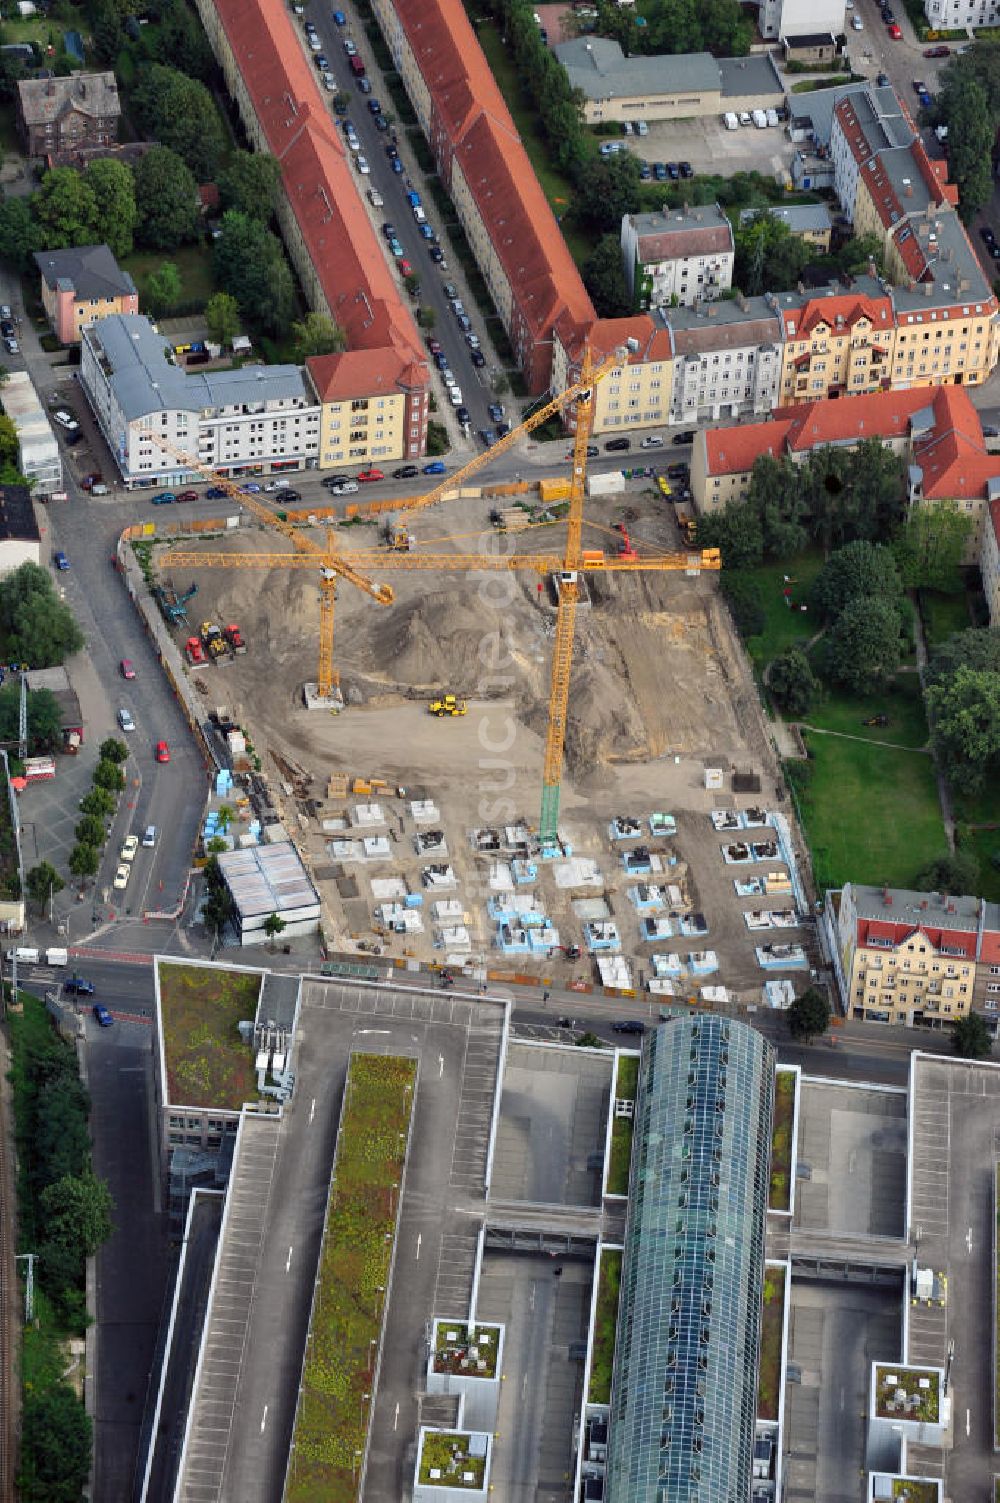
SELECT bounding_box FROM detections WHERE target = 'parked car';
[470,349,485,367]
[64,976,95,996]
[611,1020,646,1034]
[175,489,198,503]
[488,403,504,423]
[332,9,346,22]
[329,480,359,494]
[923,43,950,56]
[641,434,664,448]
[423,460,446,474]
[357,467,384,482]
[53,549,69,569]
[653,162,667,181]
[679,161,693,178]
[155,739,170,763]
[887,22,902,35]
[117,707,135,733]
[53,409,79,431]
[393,464,419,479]
[120,658,136,679]
[605,438,630,452]
[205,486,227,499]
[672,430,696,445]
[121,835,139,862]
[429,245,445,263]
[142,825,157,847]
[113,864,131,890]
[93,1004,114,1027]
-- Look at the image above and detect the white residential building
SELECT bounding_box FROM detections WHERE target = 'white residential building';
[80,314,321,487]
[667,296,783,424]
[924,0,1000,27]
[829,87,915,224]
[2,369,62,494]
[621,204,734,311]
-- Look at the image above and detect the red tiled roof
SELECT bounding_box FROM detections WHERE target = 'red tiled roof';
[390,0,595,380]
[794,292,893,339]
[210,0,426,391]
[705,385,1000,501]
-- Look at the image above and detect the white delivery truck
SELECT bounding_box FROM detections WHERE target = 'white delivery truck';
[723,111,739,130]
[46,948,68,967]
[752,109,768,129]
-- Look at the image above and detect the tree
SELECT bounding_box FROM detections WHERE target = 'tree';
[133,146,199,250]
[25,861,63,914]
[418,305,436,330]
[575,1030,605,1048]
[952,1010,993,1059]
[146,260,183,314]
[84,158,137,258]
[583,232,632,318]
[0,195,38,273]
[18,1384,91,1503]
[75,815,106,848]
[914,851,980,895]
[263,911,286,951]
[574,154,642,234]
[98,737,128,764]
[92,758,125,792]
[787,985,830,1041]
[824,597,902,693]
[720,570,765,637]
[940,77,994,222]
[152,0,215,79]
[734,211,810,296]
[768,647,817,718]
[202,855,235,939]
[32,168,99,250]
[68,843,99,883]
[290,311,346,360]
[810,540,902,623]
[893,501,974,593]
[0,563,83,667]
[928,627,1000,688]
[40,1170,114,1255]
[213,211,296,334]
[927,665,1000,796]
[206,835,228,854]
[131,64,225,180]
[205,290,241,348]
[0,684,63,753]
[696,498,764,569]
[79,787,115,819]
[217,150,282,220]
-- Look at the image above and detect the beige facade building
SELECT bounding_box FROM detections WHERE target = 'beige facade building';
[771,279,896,403]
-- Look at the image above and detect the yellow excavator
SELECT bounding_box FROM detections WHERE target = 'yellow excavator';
[428,693,467,717]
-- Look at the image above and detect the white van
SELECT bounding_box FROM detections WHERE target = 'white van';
[13,947,40,965]
[412,204,427,224]
[367,186,384,208]
[723,112,739,130]
[46,948,68,967]
[752,109,768,129]
[766,107,779,127]
[635,120,649,136]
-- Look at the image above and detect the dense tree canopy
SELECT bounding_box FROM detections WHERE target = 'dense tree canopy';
[810,541,902,623]
[217,151,283,221]
[133,146,199,250]
[935,46,1000,221]
[132,64,225,180]
[0,684,63,753]
[927,664,1000,796]
[84,158,138,259]
[768,648,818,718]
[32,168,98,250]
[893,502,974,593]
[18,1385,91,1503]
[0,563,84,666]
[583,233,632,317]
[734,211,809,296]
[214,211,296,334]
[823,597,902,694]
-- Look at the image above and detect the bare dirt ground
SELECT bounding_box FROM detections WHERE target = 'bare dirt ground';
[157,491,818,997]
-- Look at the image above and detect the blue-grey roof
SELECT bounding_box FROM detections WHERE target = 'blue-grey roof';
[89,314,310,420]
[797,80,905,147]
[606,1017,774,1503]
[554,37,721,101]
[739,203,833,235]
[35,243,136,300]
[718,53,784,101]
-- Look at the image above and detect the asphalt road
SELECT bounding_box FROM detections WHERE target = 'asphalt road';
[301,3,498,440]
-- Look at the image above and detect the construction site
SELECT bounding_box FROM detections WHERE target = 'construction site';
[137,356,819,999]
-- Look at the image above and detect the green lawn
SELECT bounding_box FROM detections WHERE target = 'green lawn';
[805,675,929,750]
[958,827,1000,902]
[607,1055,638,1197]
[588,1248,622,1405]
[157,959,264,1111]
[920,587,972,649]
[287,1054,416,1503]
[122,243,217,312]
[742,551,825,666]
[789,732,947,891]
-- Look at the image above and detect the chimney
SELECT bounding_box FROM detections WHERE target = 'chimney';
[920,899,928,910]
[904,180,913,198]
[867,258,877,279]
[882,886,892,906]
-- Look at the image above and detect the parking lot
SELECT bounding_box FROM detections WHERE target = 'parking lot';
[622,114,796,183]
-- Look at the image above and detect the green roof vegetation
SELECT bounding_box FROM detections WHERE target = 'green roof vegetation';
[757,1266,785,1422]
[607,1054,638,1198]
[157,960,262,1111]
[433,1322,499,1380]
[588,1247,622,1405]
[769,1070,795,1212]
[417,1431,486,1490]
[874,1365,940,1424]
[286,1053,416,1503]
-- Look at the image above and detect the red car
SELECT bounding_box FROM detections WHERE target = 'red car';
[357,468,384,483]
[399,259,412,277]
[175,489,198,503]
[155,740,170,763]
[888,21,902,35]
[120,658,136,680]
[923,43,950,55]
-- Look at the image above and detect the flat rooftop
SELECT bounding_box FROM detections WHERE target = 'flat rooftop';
[218,840,320,920]
[155,958,265,1111]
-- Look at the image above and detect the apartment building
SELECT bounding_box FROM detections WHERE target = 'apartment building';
[35,244,138,345]
[836,882,1000,1025]
[621,204,734,310]
[924,0,1000,30]
[738,203,833,252]
[81,314,321,486]
[886,217,999,392]
[16,72,119,157]
[195,0,429,459]
[667,296,782,425]
[771,278,896,403]
[831,91,920,225]
[371,0,597,397]
[984,498,1000,627]
[691,385,1000,544]
[308,350,410,467]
